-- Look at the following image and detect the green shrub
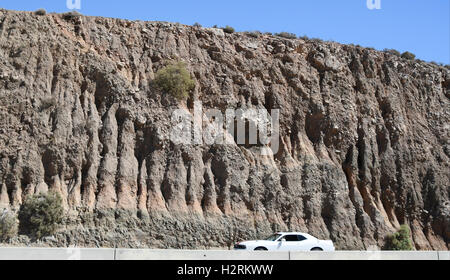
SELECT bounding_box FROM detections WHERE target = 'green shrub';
[34,9,47,16]
[18,192,64,239]
[153,62,196,100]
[193,22,202,28]
[245,31,261,38]
[0,210,17,241]
[383,225,414,251]
[63,11,81,20]
[311,38,324,43]
[275,32,297,39]
[401,51,416,60]
[222,25,235,34]
[299,35,310,40]
[384,49,401,57]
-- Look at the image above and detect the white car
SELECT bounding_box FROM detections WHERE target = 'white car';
[234,232,335,252]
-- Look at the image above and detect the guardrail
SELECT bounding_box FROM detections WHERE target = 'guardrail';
[0,248,448,260]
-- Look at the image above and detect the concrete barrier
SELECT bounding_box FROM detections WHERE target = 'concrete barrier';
[115,249,289,260]
[438,251,449,260]
[0,247,115,260]
[289,251,440,260]
[0,248,446,260]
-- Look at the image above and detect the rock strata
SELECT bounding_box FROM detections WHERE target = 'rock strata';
[0,9,448,249]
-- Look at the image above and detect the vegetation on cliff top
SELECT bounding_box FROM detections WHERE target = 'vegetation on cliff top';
[222,25,235,34]
[401,51,416,60]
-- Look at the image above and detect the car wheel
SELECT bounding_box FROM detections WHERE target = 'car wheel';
[311,248,323,251]
[254,247,268,251]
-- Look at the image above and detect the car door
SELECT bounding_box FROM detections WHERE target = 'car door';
[295,235,311,251]
[276,234,301,251]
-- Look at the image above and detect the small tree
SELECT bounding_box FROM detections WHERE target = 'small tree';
[222,25,235,34]
[34,9,47,16]
[18,192,64,239]
[384,49,401,57]
[0,210,17,241]
[383,225,414,251]
[401,51,416,60]
[299,35,310,40]
[63,11,82,21]
[275,32,297,39]
[245,31,261,38]
[153,62,196,100]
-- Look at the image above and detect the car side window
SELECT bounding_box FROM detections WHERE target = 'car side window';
[283,235,299,242]
[297,235,307,241]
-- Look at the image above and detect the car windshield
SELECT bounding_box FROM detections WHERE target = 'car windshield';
[265,234,282,241]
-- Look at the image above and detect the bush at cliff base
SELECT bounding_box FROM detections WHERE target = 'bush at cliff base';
[383,225,414,250]
[18,191,64,239]
[0,210,17,241]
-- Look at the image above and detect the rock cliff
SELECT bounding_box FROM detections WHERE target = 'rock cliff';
[0,9,448,249]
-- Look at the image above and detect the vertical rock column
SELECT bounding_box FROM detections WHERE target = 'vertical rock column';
[116,118,139,210]
[81,97,102,210]
[145,149,168,214]
[96,105,119,209]
[0,183,9,208]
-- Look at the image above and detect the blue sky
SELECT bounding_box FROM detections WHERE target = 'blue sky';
[1,0,449,63]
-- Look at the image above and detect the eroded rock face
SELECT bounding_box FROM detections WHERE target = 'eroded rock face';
[0,9,448,249]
